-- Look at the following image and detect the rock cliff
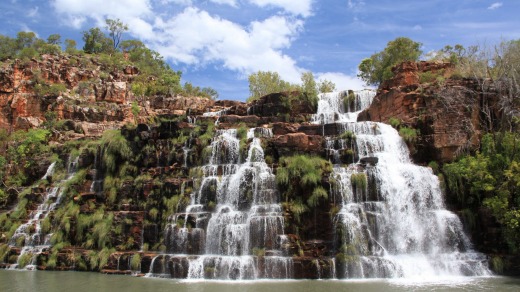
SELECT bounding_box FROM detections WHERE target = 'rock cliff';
[0,56,511,277]
[358,61,501,164]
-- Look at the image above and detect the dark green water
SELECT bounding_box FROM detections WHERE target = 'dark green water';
[1,270,519,292]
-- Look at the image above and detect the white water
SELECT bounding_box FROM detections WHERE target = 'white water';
[157,127,291,280]
[314,90,490,279]
[8,157,79,269]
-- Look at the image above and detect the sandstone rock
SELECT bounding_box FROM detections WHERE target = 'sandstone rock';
[270,133,324,156]
[359,61,492,163]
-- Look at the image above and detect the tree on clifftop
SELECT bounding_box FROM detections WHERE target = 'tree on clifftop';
[82,27,113,54]
[105,18,128,50]
[358,37,422,85]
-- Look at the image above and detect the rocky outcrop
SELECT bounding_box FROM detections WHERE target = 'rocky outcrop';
[0,55,217,133]
[358,61,499,163]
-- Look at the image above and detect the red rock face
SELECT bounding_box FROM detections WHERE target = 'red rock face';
[359,61,494,163]
[0,55,219,133]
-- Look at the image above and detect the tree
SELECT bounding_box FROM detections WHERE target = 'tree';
[358,37,422,85]
[201,87,219,100]
[120,39,146,53]
[46,34,61,45]
[247,71,294,101]
[300,71,318,99]
[0,35,16,60]
[105,18,128,50]
[15,31,37,49]
[64,39,78,54]
[82,27,113,54]
[318,79,336,93]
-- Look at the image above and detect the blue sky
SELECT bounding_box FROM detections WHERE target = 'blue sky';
[1,0,519,101]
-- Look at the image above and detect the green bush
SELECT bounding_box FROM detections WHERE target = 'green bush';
[388,117,401,128]
[398,127,419,143]
[351,173,367,190]
[443,132,520,253]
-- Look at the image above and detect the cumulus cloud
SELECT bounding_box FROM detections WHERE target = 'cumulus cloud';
[147,8,304,82]
[52,0,152,27]
[210,0,238,6]
[51,0,364,93]
[487,2,503,10]
[316,72,366,91]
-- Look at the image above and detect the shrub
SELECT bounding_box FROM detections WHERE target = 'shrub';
[388,117,401,128]
[100,130,133,175]
[351,173,367,190]
[398,127,419,143]
[130,253,141,270]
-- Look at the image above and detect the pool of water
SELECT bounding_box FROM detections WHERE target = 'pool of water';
[1,270,520,292]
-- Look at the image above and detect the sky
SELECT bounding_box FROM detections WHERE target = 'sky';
[1,0,519,101]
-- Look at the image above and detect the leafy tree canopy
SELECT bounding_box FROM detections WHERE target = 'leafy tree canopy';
[358,37,422,85]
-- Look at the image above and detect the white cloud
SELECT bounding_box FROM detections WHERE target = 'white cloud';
[162,0,192,5]
[248,0,313,17]
[347,0,365,10]
[210,0,238,6]
[487,2,503,10]
[52,0,152,27]
[146,8,304,82]
[316,72,367,91]
[27,6,39,18]
[51,0,316,86]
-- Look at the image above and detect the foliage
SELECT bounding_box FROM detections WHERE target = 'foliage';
[82,27,113,54]
[64,39,78,54]
[100,130,133,175]
[300,71,319,106]
[33,82,67,97]
[351,173,367,190]
[247,70,331,108]
[247,71,296,101]
[105,18,128,50]
[130,253,141,270]
[358,37,422,85]
[443,132,520,252]
[318,79,336,93]
[388,117,401,128]
[0,31,61,60]
[398,127,419,144]
[276,155,332,207]
[1,129,51,187]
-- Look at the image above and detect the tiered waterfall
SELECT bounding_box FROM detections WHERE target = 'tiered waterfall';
[314,90,490,279]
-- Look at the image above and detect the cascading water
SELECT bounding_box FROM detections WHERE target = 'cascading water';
[315,90,490,279]
[8,156,79,269]
[152,126,292,279]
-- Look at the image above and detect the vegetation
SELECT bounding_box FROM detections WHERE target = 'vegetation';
[247,70,336,105]
[276,155,332,223]
[443,133,520,253]
[358,37,422,85]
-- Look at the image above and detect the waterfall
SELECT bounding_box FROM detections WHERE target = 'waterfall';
[154,127,291,280]
[8,156,79,270]
[314,90,490,279]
